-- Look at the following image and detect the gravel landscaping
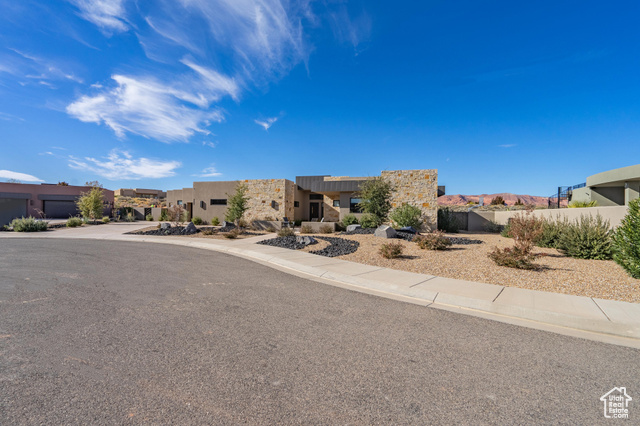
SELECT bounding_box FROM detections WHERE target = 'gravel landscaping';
[128,225,264,239]
[329,232,640,303]
[258,236,360,257]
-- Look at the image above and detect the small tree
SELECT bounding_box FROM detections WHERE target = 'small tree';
[225,183,249,226]
[76,187,104,223]
[612,200,640,278]
[85,180,103,188]
[168,204,185,226]
[357,177,393,224]
[490,196,505,206]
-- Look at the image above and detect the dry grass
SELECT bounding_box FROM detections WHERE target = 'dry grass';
[333,232,640,303]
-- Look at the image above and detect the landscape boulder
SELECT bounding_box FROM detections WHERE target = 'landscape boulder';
[221,221,235,228]
[182,222,198,235]
[160,222,172,230]
[296,235,317,246]
[346,224,361,232]
[374,225,397,239]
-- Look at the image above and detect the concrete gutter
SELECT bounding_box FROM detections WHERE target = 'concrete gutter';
[2,222,640,348]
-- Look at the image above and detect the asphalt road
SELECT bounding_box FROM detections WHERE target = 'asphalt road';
[1,239,638,425]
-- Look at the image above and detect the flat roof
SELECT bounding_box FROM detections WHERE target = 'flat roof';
[587,164,640,187]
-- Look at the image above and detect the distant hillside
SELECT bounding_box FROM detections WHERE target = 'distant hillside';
[438,193,553,207]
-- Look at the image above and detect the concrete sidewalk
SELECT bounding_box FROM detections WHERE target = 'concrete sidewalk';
[3,222,640,348]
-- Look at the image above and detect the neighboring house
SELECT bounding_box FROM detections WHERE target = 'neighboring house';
[115,188,167,199]
[166,169,438,228]
[571,164,640,206]
[0,182,114,225]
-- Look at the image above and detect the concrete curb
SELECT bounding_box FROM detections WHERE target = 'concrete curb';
[3,225,640,348]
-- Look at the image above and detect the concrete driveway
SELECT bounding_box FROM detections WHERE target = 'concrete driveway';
[1,239,638,424]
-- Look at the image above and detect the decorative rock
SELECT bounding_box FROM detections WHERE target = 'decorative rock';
[296,235,317,246]
[221,221,235,228]
[160,222,172,230]
[399,226,418,234]
[346,224,361,232]
[374,225,397,239]
[182,222,197,235]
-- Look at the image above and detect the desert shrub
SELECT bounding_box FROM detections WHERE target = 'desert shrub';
[490,196,505,206]
[437,208,460,233]
[483,220,503,233]
[238,218,248,228]
[359,213,381,229]
[514,198,524,206]
[266,226,276,233]
[277,227,295,237]
[223,228,241,239]
[102,216,110,223]
[488,246,538,270]
[535,217,569,248]
[192,216,203,225]
[357,177,393,224]
[414,231,452,250]
[500,220,512,238]
[76,187,105,222]
[225,183,249,225]
[167,205,184,224]
[379,241,404,259]
[300,225,313,234]
[294,220,302,226]
[211,217,220,226]
[125,213,135,222]
[11,217,48,232]
[66,217,83,228]
[201,228,215,236]
[146,214,154,221]
[612,199,640,278]
[159,209,168,221]
[568,200,598,208]
[341,214,359,227]
[556,215,612,260]
[319,224,334,234]
[390,203,422,229]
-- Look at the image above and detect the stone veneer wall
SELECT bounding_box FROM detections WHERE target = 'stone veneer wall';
[381,169,438,230]
[243,179,295,222]
[322,195,340,222]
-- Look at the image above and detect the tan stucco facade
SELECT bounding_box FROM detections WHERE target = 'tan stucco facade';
[572,164,640,206]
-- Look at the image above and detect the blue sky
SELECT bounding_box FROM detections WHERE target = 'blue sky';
[1,1,639,196]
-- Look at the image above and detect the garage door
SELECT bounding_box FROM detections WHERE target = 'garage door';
[0,198,27,225]
[44,200,79,218]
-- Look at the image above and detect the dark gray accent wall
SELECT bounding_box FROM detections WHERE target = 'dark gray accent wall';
[0,198,27,225]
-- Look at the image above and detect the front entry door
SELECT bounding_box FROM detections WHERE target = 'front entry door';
[309,202,319,220]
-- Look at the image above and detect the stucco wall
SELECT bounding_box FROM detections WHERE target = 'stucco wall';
[381,169,438,230]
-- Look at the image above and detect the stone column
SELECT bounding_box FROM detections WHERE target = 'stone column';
[624,181,640,206]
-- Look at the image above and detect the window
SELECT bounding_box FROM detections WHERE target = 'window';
[210,199,227,205]
[309,194,323,200]
[200,201,206,209]
[349,198,362,213]
[332,200,340,207]
[294,201,300,208]
[177,200,183,205]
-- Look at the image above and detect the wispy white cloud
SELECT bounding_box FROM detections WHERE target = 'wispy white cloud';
[254,117,278,131]
[67,74,227,142]
[68,149,181,179]
[68,0,129,34]
[202,141,216,148]
[1,48,84,86]
[0,170,44,182]
[0,112,25,122]
[498,144,517,148]
[328,4,371,55]
[195,166,222,178]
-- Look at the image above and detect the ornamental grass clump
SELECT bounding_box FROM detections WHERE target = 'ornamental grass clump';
[612,199,640,278]
[556,214,612,260]
[379,241,404,259]
[11,217,48,232]
[277,227,295,237]
[489,211,543,269]
[414,231,452,250]
[300,225,313,234]
[319,224,334,234]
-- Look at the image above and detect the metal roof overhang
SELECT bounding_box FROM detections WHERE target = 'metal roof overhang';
[0,192,31,199]
[37,194,79,201]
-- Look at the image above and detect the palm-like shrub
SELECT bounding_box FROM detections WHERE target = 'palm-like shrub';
[612,199,640,277]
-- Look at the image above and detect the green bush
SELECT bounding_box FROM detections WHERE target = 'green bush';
[192,216,203,225]
[102,216,110,223]
[414,231,452,250]
[223,228,241,239]
[11,217,48,232]
[556,215,612,260]
[76,187,105,222]
[568,200,598,208]
[379,241,404,259]
[66,217,83,228]
[341,214,359,227]
[211,217,220,226]
[146,214,154,221]
[300,225,313,234]
[357,177,393,224]
[390,203,422,229]
[500,220,512,238]
[277,227,295,237]
[483,220,503,233]
[437,208,460,233]
[536,217,569,248]
[359,213,381,229]
[159,209,168,221]
[613,199,640,278]
[319,224,333,234]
